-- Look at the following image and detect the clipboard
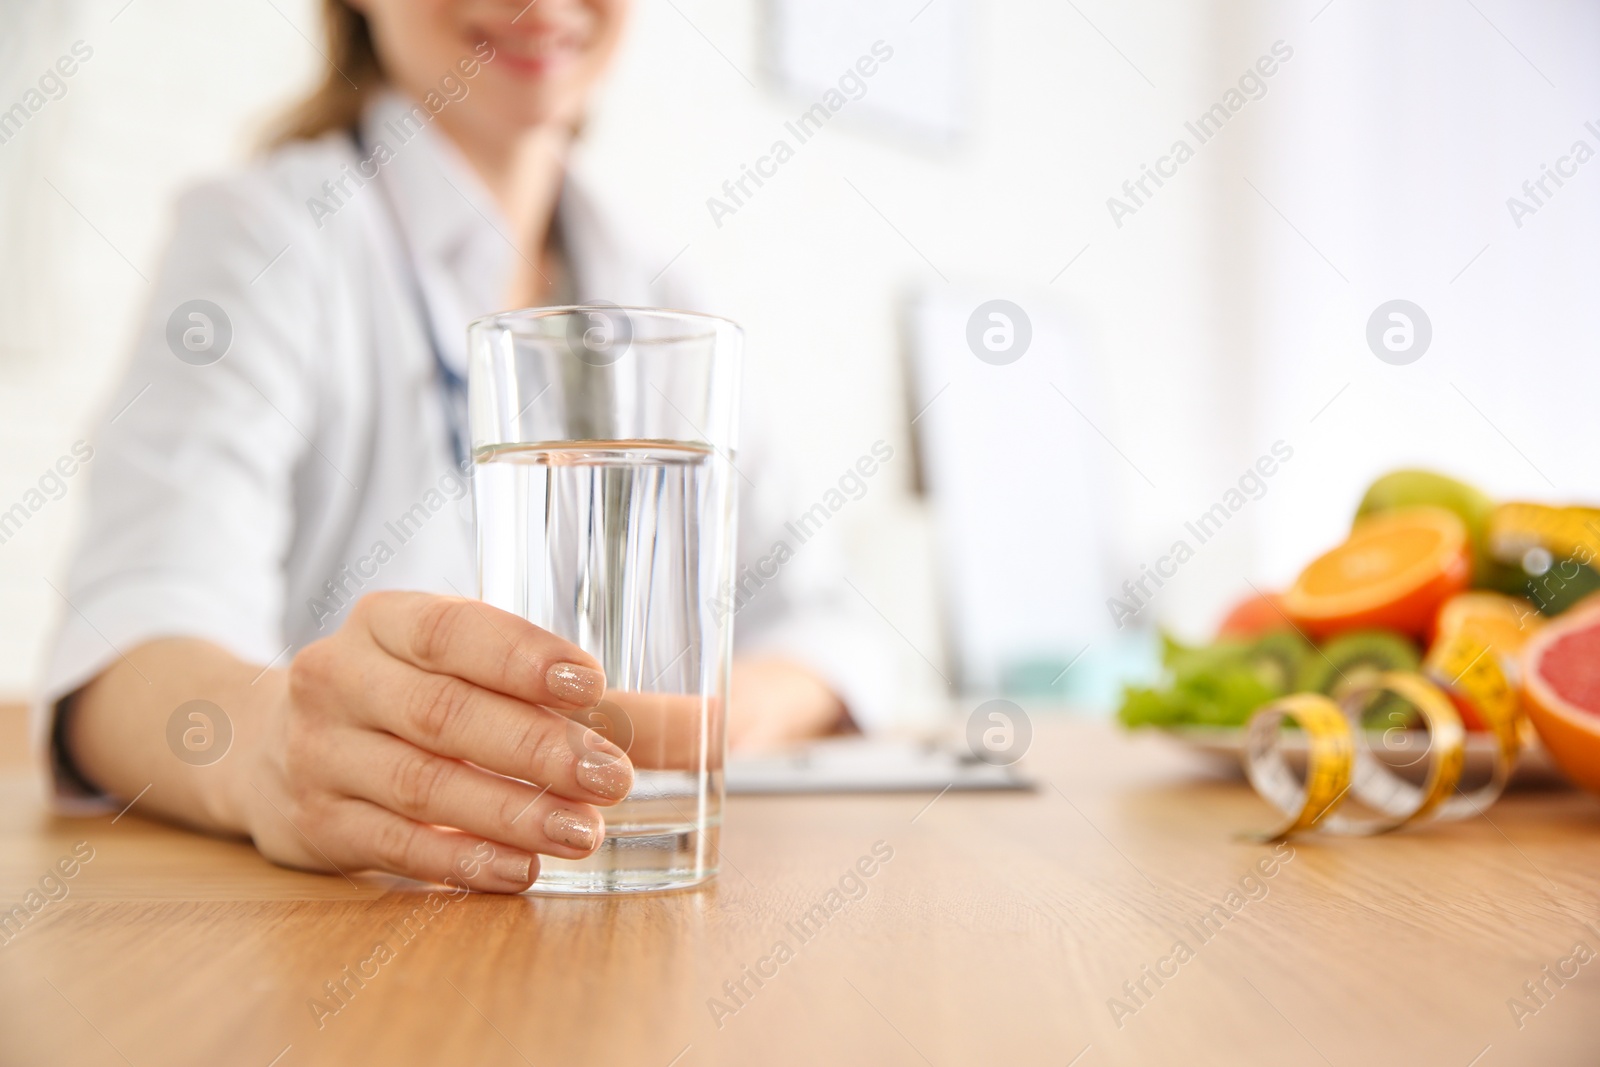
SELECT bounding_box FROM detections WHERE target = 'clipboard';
[725,735,1034,795]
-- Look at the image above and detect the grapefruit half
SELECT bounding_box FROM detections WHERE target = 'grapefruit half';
[1523,606,1600,796]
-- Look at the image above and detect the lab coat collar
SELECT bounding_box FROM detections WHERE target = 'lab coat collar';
[359,89,510,303]
[358,88,657,318]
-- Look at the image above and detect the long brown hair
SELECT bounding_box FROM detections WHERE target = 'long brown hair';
[263,0,384,147]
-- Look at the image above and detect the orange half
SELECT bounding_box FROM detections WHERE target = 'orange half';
[1283,506,1471,639]
[1433,591,1542,660]
[1425,592,1537,733]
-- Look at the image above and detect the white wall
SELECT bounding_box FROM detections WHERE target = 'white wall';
[1247,0,1600,590]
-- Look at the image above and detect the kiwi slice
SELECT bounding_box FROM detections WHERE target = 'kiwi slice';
[1244,630,1314,694]
[1296,630,1421,696]
[1164,635,1300,695]
[1120,631,1314,729]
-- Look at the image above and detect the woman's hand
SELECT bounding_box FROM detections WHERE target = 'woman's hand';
[727,657,849,752]
[236,591,633,893]
[68,600,844,892]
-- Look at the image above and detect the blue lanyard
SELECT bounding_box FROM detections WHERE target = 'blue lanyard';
[352,130,469,470]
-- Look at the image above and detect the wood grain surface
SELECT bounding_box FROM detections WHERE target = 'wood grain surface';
[1,713,1597,1066]
[0,703,28,770]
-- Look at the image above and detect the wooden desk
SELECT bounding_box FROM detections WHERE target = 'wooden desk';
[0,702,28,770]
[1,716,1597,1066]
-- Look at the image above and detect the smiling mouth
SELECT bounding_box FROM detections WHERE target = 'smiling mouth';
[476,25,584,77]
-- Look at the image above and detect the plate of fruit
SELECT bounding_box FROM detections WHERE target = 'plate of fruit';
[1117,469,1600,791]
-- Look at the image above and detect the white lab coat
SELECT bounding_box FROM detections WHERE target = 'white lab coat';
[36,91,895,807]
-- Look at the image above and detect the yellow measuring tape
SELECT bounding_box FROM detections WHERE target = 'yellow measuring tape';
[1243,669,1519,840]
[1421,626,1523,820]
[1243,693,1353,840]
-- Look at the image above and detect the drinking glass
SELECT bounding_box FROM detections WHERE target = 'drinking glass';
[468,305,742,893]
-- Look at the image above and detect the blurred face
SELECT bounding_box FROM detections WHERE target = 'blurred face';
[353,0,629,133]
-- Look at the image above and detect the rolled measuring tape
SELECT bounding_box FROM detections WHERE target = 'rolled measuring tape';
[1340,671,1467,828]
[1420,628,1524,819]
[1242,693,1353,841]
[1243,673,1475,839]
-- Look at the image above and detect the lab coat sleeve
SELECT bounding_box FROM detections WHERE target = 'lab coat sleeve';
[34,173,325,808]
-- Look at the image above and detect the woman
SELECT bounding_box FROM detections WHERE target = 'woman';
[39,0,891,893]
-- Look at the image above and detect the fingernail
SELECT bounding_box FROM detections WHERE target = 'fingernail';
[546,661,605,706]
[576,750,634,801]
[544,809,601,851]
[492,852,533,886]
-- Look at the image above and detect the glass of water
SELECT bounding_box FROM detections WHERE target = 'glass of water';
[468,305,742,893]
